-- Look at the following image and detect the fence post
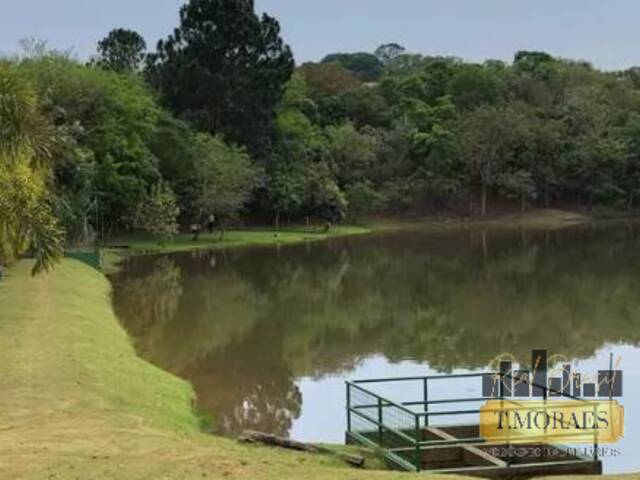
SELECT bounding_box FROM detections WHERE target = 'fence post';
[415,414,422,472]
[377,397,383,443]
[593,402,599,462]
[423,377,429,427]
[346,383,351,435]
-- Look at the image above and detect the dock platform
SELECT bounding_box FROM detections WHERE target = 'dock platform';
[346,373,603,477]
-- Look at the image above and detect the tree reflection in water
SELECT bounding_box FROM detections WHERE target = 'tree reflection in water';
[111,222,640,437]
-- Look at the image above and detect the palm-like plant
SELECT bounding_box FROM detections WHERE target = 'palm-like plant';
[0,64,63,275]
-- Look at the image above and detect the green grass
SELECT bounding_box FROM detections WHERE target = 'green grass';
[102,225,371,272]
[0,259,433,479]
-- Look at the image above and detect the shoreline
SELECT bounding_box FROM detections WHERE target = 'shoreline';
[3,215,638,478]
[102,207,639,254]
[0,260,405,479]
[101,225,371,273]
[99,209,603,272]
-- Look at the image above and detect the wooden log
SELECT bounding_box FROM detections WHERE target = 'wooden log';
[238,430,365,468]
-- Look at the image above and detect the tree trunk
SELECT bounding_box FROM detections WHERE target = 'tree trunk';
[274,210,280,230]
[238,431,365,468]
[628,192,634,212]
[481,230,488,259]
[481,183,487,216]
[521,195,527,213]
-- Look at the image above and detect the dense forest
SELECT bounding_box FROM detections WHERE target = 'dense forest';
[3,0,640,272]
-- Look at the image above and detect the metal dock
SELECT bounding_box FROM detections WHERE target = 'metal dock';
[345,373,602,477]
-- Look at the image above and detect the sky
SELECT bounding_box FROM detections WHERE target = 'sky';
[1,0,639,70]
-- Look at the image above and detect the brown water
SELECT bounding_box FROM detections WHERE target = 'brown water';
[110,223,640,473]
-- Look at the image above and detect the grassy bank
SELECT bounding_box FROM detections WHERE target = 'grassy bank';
[101,210,594,271]
[102,225,370,272]
[0,259,424,479]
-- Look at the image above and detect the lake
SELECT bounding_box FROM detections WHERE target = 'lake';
[110,222,640,473]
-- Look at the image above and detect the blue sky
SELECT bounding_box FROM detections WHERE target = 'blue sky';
[1,0,638,70]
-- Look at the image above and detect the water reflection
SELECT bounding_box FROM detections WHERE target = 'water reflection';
[110,223,640,454]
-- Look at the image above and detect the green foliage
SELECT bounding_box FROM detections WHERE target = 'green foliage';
[306,163,348,222]
[321,52,383,82]
[0,65,64,274]
[326,122,377,186]
[458,103,532,214]
[93,28,147,73]
[299,62,360,98]
[189,134,259,224]
[7,4,640,248]
[374,43,406,65]
[16,54,162,228]
[0,162,64,275]
[146,0,294,156]
[346,180,385,221]
[133,182,180,240]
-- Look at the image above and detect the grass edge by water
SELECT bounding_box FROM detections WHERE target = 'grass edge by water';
[100,210,595,273]
[0,259,430,479]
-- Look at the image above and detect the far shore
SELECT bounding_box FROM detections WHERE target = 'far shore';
[99,208,638,273]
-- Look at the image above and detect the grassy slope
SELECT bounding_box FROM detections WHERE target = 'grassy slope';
[0,259,429,480]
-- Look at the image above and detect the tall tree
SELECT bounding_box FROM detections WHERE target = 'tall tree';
[458,104,531,215]
[94,28,147,73]
[375,43,406,66]
[146,0,294,157]
[189,134,259,237]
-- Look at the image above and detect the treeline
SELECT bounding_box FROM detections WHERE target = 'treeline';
[3,0,640,271]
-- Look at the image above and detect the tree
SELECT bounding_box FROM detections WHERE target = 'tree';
[339,86,392,128]
[18,55,163,229]
[321,52,383,81]
[298,63,360,98]
[346,180,384,222]
[0,65,64,274]
[267,160,308,228]
[326,122,377,187]
[305,163,348,222]
[514,51,557,79]
[133,182,180,241]
[146,0,294,156]
[375,43,406,66]
[94,29,147,73]
[458,104,531,215]
[449,64,503,109]
[189,134,259,239]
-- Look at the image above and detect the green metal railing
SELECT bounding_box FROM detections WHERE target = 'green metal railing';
[346,372,600,473]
